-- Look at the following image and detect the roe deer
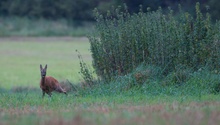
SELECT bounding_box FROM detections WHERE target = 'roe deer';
[40,64,67,98]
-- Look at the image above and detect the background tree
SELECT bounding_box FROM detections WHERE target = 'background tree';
[0,0,219,21]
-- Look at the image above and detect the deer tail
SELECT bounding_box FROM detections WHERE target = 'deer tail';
[55,86,67,94]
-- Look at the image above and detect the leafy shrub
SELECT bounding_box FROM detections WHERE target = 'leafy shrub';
[87,3,220,82]
[212,82,220,94]
[77,50,95,86]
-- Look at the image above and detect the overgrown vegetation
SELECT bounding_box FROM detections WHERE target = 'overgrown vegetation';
[79,3,220,94]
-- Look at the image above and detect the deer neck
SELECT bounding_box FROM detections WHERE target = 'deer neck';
[41,77,46,85]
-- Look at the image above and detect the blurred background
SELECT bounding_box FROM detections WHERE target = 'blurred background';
[0,0,219,37]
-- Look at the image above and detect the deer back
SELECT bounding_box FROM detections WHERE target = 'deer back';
[40,76,60,92]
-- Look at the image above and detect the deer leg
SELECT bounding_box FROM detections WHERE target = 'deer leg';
[42,91,45,98]
[48,92,52,97]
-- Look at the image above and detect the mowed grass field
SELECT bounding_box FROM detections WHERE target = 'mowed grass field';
[0,37,91,89]
[1,37,220,125]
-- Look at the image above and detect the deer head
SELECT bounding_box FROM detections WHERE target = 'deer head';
[40,64,47,78]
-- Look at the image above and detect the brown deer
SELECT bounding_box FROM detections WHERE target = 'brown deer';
[40,64,67,98]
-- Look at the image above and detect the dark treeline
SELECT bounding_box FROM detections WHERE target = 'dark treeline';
[0,0,219,20]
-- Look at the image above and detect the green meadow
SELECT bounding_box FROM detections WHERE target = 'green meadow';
[1,92,220,125]
[0,37,91,89]
[0,37,220,125]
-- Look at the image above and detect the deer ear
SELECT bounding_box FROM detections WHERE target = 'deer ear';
[40,64,43,70]
[45,64,47,69]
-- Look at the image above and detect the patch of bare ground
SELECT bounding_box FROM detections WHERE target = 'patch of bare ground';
[0,36,88,42]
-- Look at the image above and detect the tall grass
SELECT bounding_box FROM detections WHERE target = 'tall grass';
[77,65,220,97]
[86,3,220,83]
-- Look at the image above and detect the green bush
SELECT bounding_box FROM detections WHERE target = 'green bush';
[87,3,220,82]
